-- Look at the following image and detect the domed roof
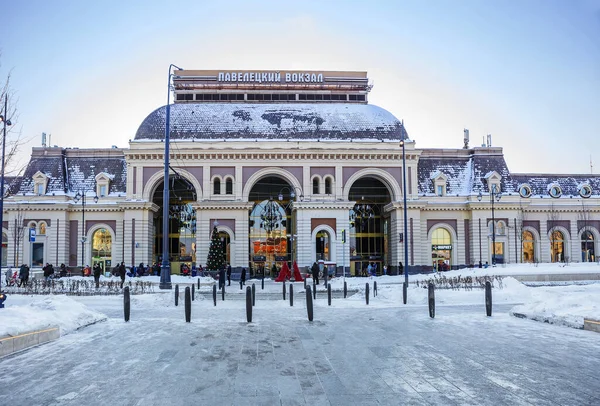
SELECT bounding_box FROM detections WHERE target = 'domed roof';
[134,103,406,141]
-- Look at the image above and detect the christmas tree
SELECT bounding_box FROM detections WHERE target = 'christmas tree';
[206,226,225,271]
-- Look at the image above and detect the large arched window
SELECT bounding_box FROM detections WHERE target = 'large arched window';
[313,177,320,195]
[431,228,452,271]
[225,178,233,195]
[92,228,112,272]
[324,177,332,195]
[522,230,535,263]
[581,230,595,262]
[550,230,565,263]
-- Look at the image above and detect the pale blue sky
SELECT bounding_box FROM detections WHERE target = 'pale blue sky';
[1,0,599,174]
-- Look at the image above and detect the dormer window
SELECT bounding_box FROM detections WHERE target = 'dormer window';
[430,171,448,197]
[484,171,502,195]
[518,184,532,198]
[95,172,113,197]
[32,171,49,196]
[548,183,562,198]
[578,183,592,198]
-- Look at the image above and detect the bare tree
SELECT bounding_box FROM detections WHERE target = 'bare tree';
[1,53,32,178]
[515,201,528,263]
[546,202,565,263]
[10,204,27,266]
[578,200,594,262]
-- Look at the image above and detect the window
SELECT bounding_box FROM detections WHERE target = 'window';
[519,184,532,198]
[213,178,221,195]
[225,178,233,195]
[436,185,444,196]
[99,185,107,197]
[95,173,111,198]
[522,230,535,263]
[325,177,332,195]
[37,183,44,195]
[550,230,565,262]
[579,184,592,198]
[549,184,562,198]
[313,178,320,195]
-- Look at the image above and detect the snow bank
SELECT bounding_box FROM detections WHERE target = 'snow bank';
[0,295,107,337]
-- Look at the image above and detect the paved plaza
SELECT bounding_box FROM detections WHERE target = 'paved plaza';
[1,294,599,406]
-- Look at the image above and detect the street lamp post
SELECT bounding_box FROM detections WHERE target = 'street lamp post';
[400,139,409,304]
[73,189,99,272]
[160,64,184,290]
[0,95,12,289]
[478,185,502,265]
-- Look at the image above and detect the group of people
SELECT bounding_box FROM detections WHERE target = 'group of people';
[217,264,246,290]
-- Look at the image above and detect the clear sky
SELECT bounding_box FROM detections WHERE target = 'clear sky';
[1,0,599,174]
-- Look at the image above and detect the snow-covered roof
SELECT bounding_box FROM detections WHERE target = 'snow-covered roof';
[134,103,408,141]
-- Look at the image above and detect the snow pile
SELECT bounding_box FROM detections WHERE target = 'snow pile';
[510,283,600,329]
[0,295,107,337]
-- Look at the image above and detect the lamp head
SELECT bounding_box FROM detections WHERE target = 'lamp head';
[290,191,295,198]
[278,193,283,201]
[93,195,99,203]
[400,140,404,147]
[477,191,482,202]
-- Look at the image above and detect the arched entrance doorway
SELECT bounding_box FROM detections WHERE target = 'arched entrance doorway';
[550,230,565,263]
[218,231,231,265]
[348,177,391,276]
[249,176,293,277]
[431,228,452,271]
[522,230,535,263]
[316,230,330,261]
[581,230,595,262]
[92,228,112,273]
[152,177,197,274]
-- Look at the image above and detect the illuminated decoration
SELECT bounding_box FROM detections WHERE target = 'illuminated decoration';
[350,198,375,232]
[260,197,283,232]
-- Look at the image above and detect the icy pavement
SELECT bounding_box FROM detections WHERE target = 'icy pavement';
[1,292,599,406]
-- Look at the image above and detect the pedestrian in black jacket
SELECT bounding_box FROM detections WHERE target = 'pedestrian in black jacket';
[226,264,232,286]
[93,264,102,288]
[241,268,246,285]
[218,267,226,290]
[119,262,126,289]
[311,262,320,285]
[19,264,30,287]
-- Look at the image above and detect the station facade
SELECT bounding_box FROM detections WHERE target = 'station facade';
[3,70,600,275]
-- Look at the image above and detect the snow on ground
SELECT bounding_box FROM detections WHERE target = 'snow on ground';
[1,263,599,339]
[0,295,107,337]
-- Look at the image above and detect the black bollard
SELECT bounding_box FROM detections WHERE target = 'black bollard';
[252,283,256,306]
[313,280,317,300]
[374,280,377,297]
[327,284,332,306]
[246,286,252,323]
[303,277,307,290]
[185,287,191,323]
[344,281,347,298]
[289,284,293,307]
[261,276,264,290]
[485,281,492,317]
[197,278,200,290]
[192,284,195,301]
[175,285,179,306]
[124,286,130,322]
[365,283,370,305]
[213,284,217,306]
[403,282,408,305]
[222,284,225,301]
[306,285,313,321]
[283,281,286,301]
[428,283,435,318]
[240,279,243,290]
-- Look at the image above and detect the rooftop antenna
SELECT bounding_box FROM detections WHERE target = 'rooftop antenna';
[463,128,469,149]
[486,134,492,147]
[41,132,47,147]
[481,136,486,147]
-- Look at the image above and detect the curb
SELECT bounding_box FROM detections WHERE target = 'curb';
[583,318,600,333]
[0,326,60,358]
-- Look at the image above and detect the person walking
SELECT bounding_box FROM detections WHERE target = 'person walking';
[311,262,319,285]
[399,261,403,276]
[118,262,126,289]
[218,267,226,290]
[241,267,246,286]
[226,264,232,286]
[93,264,102,288]
[19,264,30,287]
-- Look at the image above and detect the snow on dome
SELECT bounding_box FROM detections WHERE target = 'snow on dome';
[134,103,406,141]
